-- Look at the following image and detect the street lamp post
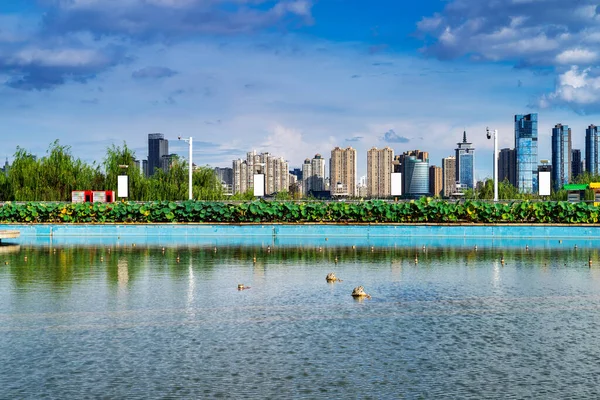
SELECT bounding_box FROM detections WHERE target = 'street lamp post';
[486,128,498,202]
[178,136,193,200]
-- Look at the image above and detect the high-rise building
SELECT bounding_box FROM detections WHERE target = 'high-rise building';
[551,123,572,191]
[403,156,429,197]
[290,168,303,181]
[330,147,357,197]
[429,165,443,197]
[161,154,177,173]
[586,124,600,175]
[215,167,233,186]
[571,149,583,180]
[498,148,516,186]
[302,154,326,195]
[366,147,394,198]
[455,131,475,189]
[148,133,169,176]
[515,113,538,193]
[232,151,289,195]
[442,156,456,197]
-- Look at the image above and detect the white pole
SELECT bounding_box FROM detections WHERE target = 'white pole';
[188,137,193,200]
[494,129,498,202]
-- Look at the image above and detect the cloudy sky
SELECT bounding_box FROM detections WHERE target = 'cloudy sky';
[2,0,600,179]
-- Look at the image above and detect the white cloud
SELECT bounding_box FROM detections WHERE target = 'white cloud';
[540,66,600,111]
[556,48,598,64]
[418,0,600,111]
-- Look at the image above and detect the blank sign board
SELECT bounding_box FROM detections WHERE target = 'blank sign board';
[391,173,402,196]
[539,171,550,196]
[253,174,265,197]
[118,175,129,198]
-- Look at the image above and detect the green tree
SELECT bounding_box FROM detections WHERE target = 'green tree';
[192,166,224,200]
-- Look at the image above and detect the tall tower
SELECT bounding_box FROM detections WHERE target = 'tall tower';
[571,149,582,180]
[455,131,475,190]
[442,156,456,197]
[429,165,443,197]
[586,124,599,175]
[498,148,516,187]
[551,124,572,191]
[330,147,357,196]
[148,133,169,177]
[515,114,538,193]
[403,156,429,197]
[366,147,394,198]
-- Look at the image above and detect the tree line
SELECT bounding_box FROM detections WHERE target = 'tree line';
[0,140,254,202]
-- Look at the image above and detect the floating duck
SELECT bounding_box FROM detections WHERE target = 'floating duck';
[351,286,371,299]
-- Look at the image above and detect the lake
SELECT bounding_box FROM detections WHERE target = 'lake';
[1,237,600,399]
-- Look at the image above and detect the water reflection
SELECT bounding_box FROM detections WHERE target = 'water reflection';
[2,243,600,398]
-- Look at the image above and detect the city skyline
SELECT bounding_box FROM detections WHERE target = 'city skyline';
[2,1,600,181]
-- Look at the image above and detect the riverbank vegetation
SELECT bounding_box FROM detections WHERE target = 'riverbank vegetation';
[0,141,245,202]
[0,198,598,224]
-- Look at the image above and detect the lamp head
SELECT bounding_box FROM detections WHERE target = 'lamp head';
[486,127,491,140]
[177,136,182,140]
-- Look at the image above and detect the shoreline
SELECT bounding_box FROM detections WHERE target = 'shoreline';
[2,223,600,240]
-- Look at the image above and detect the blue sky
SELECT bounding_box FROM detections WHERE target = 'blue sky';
[1,0,599,180]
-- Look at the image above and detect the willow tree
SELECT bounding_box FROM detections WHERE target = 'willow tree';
[193,166,224,200]
[0,171,12,201]
[8,147,40,201]
[141,158,184,200]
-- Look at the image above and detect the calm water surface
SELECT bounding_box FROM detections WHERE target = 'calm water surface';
[1,240,600,399]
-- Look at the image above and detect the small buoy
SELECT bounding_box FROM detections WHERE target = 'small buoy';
[501,256,505,265]
[474,245,478,251]
[525,245,529,251]
[253,256,256,263]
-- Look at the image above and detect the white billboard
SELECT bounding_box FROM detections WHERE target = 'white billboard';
[391,173,402,196]
[117,175,129,198]
[539,171,551,196]
[253,174,265,197]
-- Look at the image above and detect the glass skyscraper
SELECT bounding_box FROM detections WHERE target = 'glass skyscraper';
[586,125,599,175]
[403,156,429,197]
[551,124,571,191]
[148,133,169,177]
[571,149,582,180]
[455,131,475,190]
[515,114,538,193]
